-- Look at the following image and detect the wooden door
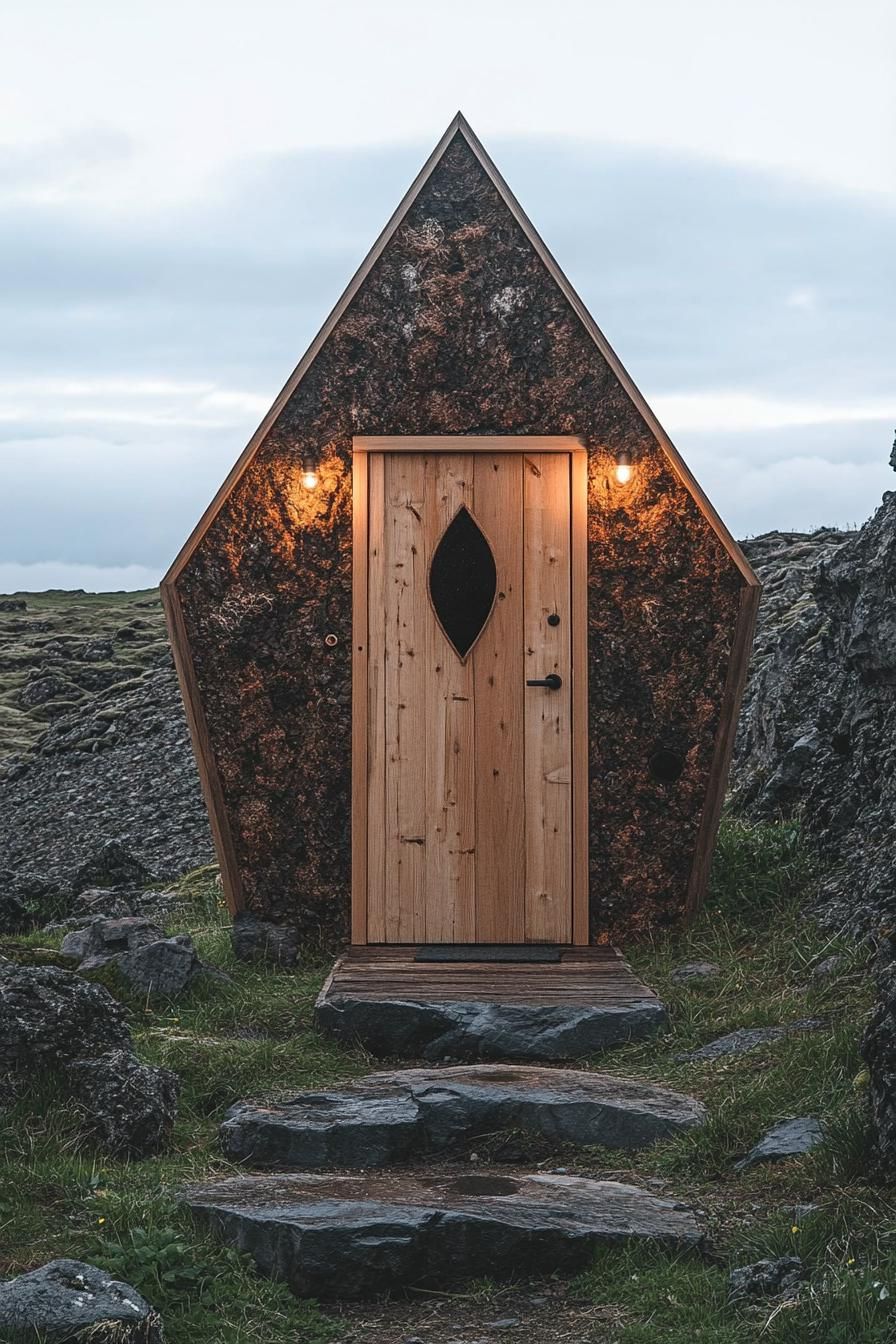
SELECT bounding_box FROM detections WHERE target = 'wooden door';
[353,440,587,944]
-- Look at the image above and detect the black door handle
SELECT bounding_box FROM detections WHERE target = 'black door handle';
[526,674,563,690]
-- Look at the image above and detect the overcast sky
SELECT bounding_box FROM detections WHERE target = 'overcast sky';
[1,0,894,592]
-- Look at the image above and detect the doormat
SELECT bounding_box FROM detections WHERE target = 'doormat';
[415,944,562,963]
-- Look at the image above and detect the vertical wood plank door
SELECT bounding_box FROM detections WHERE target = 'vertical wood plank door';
[363,450,578,944]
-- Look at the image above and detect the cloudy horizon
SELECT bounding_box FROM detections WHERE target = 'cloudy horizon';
[1,0,894,593]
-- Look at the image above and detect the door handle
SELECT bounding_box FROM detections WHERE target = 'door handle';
[526,674,563,690]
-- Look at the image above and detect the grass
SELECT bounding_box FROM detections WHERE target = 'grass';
[0,816,892,1341]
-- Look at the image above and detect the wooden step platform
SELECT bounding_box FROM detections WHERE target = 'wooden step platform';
[315,945,666,1062]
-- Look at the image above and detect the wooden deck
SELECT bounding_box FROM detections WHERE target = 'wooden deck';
[320,944,657,1008]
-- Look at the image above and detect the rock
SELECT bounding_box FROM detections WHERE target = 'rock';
[734,1117,823,1170]
[59,917,223,998]
[80,638,116,662]
[316,994,666,1063]
[61,916,166,963]
[0,963,131,1069]
[675,1019,823,1063]
[670,962,721,984]
[19,672,76,708]
[0,869,75,925]
[73,840,155,892]
[863,950,896,1171]
[67,1049,180,1157]
[231,911,300,967]
[0,963,179,1155]
[731,486,896,937]
[73,886,138,918]
[728,1256,808,1303]
[184,1171,703,1298]
[0,889,33,935]
[811,954,846,980]
[220,1064,707,1168]
[117,935,220,996]
[0,598,26,612]
[0,1258,164,1341]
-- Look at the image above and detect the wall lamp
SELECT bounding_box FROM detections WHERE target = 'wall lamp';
[614,448,633,485]
[301,453,320,490]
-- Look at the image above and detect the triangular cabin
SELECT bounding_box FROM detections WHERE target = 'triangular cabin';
[162,115,759,1054]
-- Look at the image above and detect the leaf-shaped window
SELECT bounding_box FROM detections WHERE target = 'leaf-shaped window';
[428,505,497,661]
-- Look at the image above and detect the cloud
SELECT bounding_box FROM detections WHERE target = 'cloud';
[0,135,893,588]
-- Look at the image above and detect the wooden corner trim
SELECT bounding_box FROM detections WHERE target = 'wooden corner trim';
[684,579,762,921]
[160,579,245,914]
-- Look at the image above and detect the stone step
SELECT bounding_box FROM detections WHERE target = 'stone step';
[184,1170,703,1298]
[220,1064,706,1168]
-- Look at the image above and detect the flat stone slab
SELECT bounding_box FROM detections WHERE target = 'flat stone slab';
[734,1116,824,1171]
[184,1171,703,1298]
[221,1064,707,1168]
[675,1018,824,1063]
[316,994,665,1062]
[315,945,666,1061]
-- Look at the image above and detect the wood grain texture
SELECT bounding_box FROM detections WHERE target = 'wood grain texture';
[365,453,387,942]
[523,454,572,943]
[324,942,658,1006]
[570,451,590,944]
[423,455,476,942]
[350,451,369,944]
[472,454,525,942]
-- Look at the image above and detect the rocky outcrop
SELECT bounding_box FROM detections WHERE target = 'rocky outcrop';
[0,1259,164,1342]
[220,1065,707,1168]
[0,962,178,1155]
[862,943,896,1173]
[732,480,896,934]
[185,1171,703,1298]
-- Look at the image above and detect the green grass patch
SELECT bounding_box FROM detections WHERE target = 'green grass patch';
[0,817,891,1341]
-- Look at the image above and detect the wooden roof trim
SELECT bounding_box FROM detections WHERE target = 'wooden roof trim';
[454,115,759,590]
[163,110,759,590]
[162,113,468,586]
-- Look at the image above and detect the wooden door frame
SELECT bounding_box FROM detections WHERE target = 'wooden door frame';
[351,435,590,946]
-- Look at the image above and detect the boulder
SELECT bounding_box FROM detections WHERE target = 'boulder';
[734,1117,823,1171]
[118,935,218,996]
[0,1258,164,1341]
[231,911,300,968]
[68,1049,180,1157]
[0,963,179,1156]
[0,963,131,1069]
[184,1170,703,1298]
[728,1256,808,1303]
[59,919,224,998]
[61,916,166,963]
[220,1064,707,1168]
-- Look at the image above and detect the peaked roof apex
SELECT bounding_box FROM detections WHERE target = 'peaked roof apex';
[163,113,756,589]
